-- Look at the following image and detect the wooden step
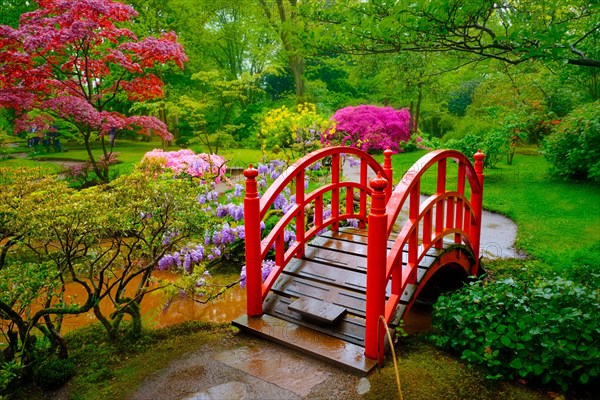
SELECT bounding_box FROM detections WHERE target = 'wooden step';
[265,293,366,346]
[232,314,378,374]
[284,258,367,292]
[288,297,347,325]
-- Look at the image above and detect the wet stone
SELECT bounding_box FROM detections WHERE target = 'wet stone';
[214,346,331,397]
[184,381,248,400]
[356,377,371,395]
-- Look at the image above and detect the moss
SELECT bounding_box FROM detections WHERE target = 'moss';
[11,321,236,400]
[366,338,548,400]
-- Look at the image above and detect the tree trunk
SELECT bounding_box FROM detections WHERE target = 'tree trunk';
[83,131,108,183]
[413,82,423,134]
[290,55,305,101]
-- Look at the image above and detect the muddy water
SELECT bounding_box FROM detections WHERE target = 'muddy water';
[59,271,245,333]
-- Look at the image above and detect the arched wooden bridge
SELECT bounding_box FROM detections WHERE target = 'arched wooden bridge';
[233,147,485,373]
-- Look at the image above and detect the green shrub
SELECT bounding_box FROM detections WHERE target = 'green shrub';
[543,101,600,182]
[32,358,75,390]
[444,129,508,168]
[430,275,600,391]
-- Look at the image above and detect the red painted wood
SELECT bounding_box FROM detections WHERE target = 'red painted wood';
[359,159,367,229]
[383,148,393,203]
[470,150,486,274]
[243,165,263,317]
[345,186,354,215]
[296,170,305,258]
[455,161,466,243]
[365,173,388,362]
[332,153,340,231]
[242,146,485,365]
[435,159,446,249]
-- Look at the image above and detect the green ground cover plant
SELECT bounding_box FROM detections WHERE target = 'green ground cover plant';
[430,274,599,390]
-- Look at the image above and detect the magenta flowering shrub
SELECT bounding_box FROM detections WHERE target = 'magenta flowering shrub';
[141,149,227,182]
[323,105,411,153]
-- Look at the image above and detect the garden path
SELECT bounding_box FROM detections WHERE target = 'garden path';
[129,334,367,400]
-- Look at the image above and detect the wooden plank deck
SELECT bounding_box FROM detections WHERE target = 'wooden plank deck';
[233,227,440,373]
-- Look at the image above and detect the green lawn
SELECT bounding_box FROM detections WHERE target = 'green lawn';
[2,140,264,173]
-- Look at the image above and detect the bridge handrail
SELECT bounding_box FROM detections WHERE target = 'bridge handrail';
[363,149,485,361]
[243,146,393,316]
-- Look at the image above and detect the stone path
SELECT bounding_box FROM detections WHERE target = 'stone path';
[129,335,366,400]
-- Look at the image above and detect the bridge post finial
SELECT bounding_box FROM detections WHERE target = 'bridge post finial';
[383,149,393,203]
[365,173,388,363]
[244,164,263,317]
[471,151,486,275]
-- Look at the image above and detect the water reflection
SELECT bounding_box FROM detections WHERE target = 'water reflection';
[60,271,246,333]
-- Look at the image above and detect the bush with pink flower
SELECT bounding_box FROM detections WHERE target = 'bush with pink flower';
[322,105,411,153]
[140,149,227,183]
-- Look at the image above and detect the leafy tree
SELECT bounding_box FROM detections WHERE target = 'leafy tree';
[0,0,36,27]
[0,0,187,182]
[0,168,208,375]
[258,102,331,160]
[544,100,600,182]
[305,0,600,69]
[259,0,306,100]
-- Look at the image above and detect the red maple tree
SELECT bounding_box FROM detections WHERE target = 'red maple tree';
[0,0,188,181]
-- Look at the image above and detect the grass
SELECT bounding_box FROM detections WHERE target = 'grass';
[2,139,264,177]
[0,158,63,175]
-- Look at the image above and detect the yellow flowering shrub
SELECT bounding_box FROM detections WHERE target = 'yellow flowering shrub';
[258,103,334,159]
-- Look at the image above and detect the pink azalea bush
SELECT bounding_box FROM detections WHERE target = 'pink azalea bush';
[140,149,227,182]
[322,105,411,153]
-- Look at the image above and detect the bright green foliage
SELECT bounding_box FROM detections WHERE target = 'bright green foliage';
[430,274,600,391]
[544,101,600,182]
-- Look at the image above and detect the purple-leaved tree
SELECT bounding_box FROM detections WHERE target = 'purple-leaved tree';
[0,0,187,182]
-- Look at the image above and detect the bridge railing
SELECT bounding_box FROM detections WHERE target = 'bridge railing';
[243,147,393,316]
[364,149,485,361]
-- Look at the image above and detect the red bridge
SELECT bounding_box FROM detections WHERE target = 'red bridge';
[233,147,485,373]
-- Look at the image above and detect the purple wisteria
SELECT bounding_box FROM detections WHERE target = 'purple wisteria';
[239,260,275,288]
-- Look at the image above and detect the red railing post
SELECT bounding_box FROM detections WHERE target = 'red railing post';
[470,151,485,275]
[244,165,263,317]
[332,153,340,231]
[365,173,389,362]
[383,149,393,203]
[295,170,305,258]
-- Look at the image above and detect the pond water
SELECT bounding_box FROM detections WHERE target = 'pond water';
[59,271,246,333]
